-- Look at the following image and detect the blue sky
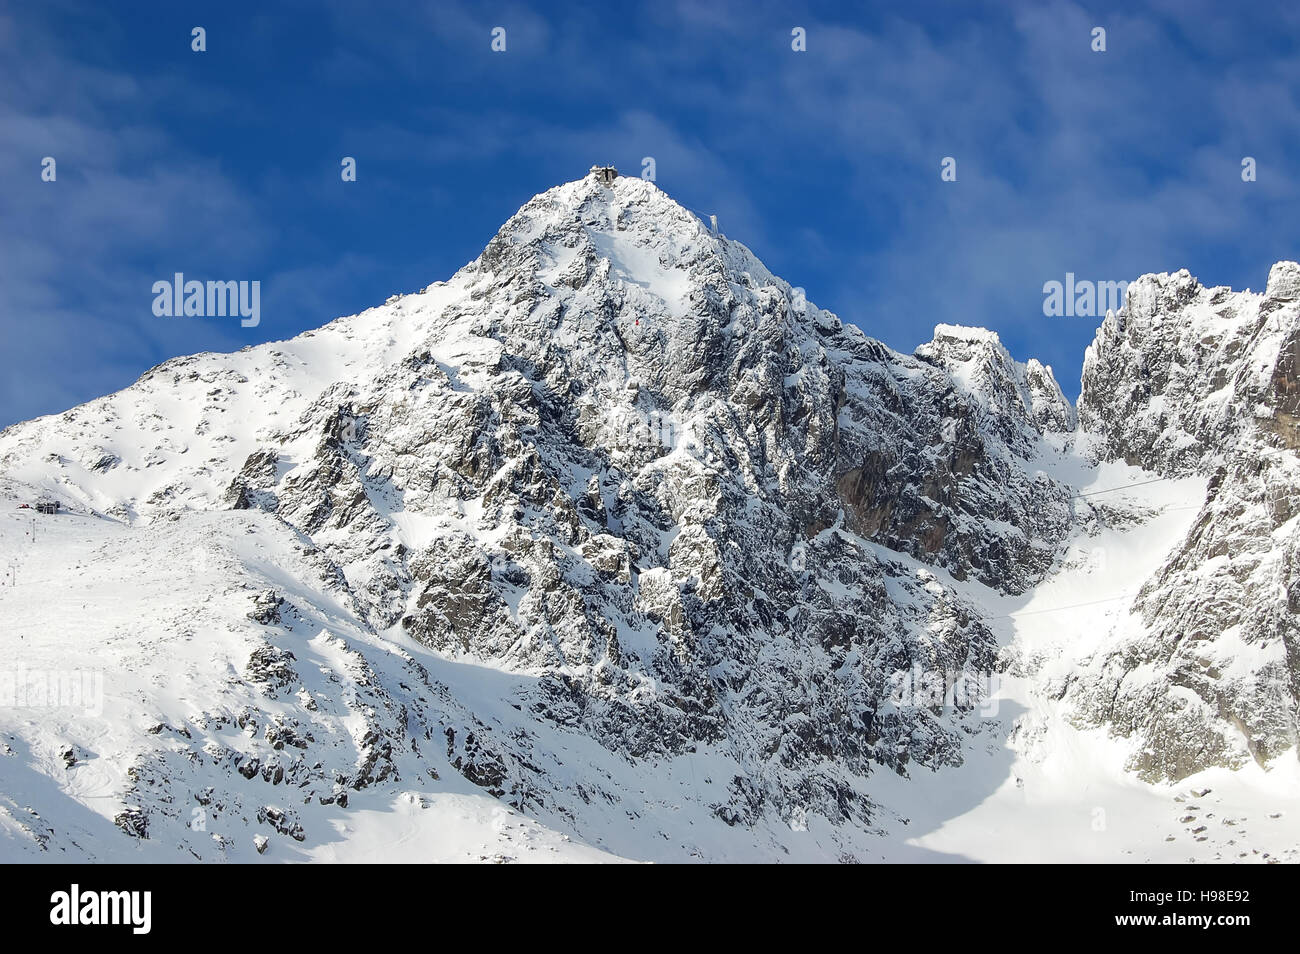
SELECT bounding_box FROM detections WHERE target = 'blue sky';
[3,0,1298,427]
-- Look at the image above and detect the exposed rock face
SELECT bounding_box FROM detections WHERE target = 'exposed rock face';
[0,170,1078,836]
[320,171,1081,815]
[1,170,1295,859]
[1071,266,1300,780]
[1266,260,1300,302]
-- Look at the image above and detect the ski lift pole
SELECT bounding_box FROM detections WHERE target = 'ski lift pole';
[683,204,720,236]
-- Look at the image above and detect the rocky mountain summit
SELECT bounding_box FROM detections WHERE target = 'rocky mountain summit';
[1,168,1296,861]
[1070,263,1300,780]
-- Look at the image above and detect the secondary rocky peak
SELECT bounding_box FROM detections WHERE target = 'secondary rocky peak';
[1069,262,1300,781]
[1266,260,1300,301]
[915,323,1075,440]
[1079,263,1300,474]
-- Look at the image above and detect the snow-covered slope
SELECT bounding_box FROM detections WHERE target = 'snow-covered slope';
[1,168,1296,862]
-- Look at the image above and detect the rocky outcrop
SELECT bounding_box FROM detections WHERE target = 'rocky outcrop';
[1070,265,1300,780]
[3,168,1293,857]
[0,169,1071,833]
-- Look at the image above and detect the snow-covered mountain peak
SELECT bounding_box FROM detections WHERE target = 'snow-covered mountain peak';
[463,167,823,343]
[1080,262,1300,473]
[3,173,1298,861]
[1070,262,1300,781]
[915,323,1075,438]
[1266,260,1300,301]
